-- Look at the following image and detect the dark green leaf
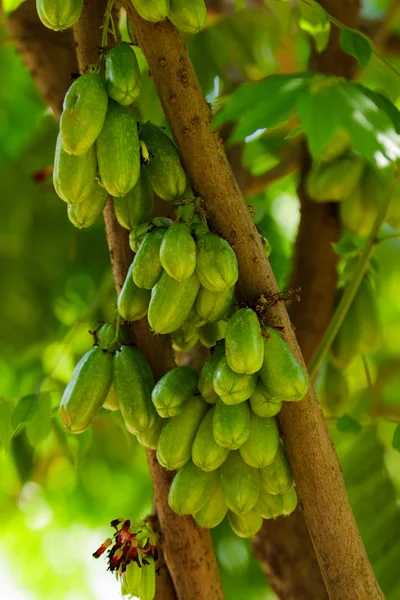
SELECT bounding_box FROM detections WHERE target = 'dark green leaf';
[295,0,330,53]
[11,394,39,434]
[337,414,363,434]
[354,85,400,135]
[332,232,363,256]
[339,27,372,70]
[11,430,34,483]
[26,393,52,447]
[393,424,400,452]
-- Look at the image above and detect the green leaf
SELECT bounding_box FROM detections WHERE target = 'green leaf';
[393,424,400,452]
[2,0,26,14]
[339,27,372,70]
[26,394,52,447]
[294,0,330,53]
[332,232,363,256]
[10,430,34,483]
[11,394,39,434]
[0,398,12,450]
[337,414,363,434]
[355,85,400,135]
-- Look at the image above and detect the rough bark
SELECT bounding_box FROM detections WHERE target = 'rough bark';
[124,4,384,599]
[74,4,223,600]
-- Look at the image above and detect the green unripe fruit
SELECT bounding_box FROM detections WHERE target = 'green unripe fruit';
[282,486,298,516]
[192,407,230,471]
[160,223,197,281]
[36,0,83,31]
[67,186,108,228]
[168,0,207,34]
[131,0,169,22]
[129,222,151,252]
[53,134,98,205]
[60,347,113,433]
[140,122,187,201]
[319,360,349,413]
[239,413,279,468]
[138,560,156,600]
[125,562,142,597]
[151,366,198,418]
[60,73,108,155]
[97,101,140,197]
[113,170,153,231]
[132,228,167,289]
[259,440,294,495]
[136,419,164,449]
[198,342,225,404]
[213,356,257,405]
[339,168,380,238]
[220,451,259,515]
[105,42,141,106]
[198,320,227,349]
[228,509,263,538]
[170,320,199,352]
[97,323,119,352]
[193,473,227,528]
[118,263,151,322]
[225,308,264,374]
[168,461,215,515]
[196,233,238,292]
[148,271,200,334]
[103,384,119,411]
[196,285,235,323]
[249,380,282,418]
[306,155,364,202]
[256,490,284,519]
[213,399,250,450]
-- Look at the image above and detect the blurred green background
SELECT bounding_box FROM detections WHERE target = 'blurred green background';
[1,1,400,598]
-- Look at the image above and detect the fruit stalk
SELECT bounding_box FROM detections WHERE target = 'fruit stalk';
[122,4,384,598]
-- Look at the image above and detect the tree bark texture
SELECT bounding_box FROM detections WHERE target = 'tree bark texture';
[123,4,384,599]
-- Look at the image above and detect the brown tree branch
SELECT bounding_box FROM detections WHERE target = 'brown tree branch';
[123,4,384,599]
[73,3,223,600]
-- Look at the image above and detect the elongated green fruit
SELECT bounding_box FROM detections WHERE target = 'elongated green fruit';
[138,560,156,600]
[249,380,282,418]
[192,407,230,471]
[125,562,142,597]
[97,323,120,353]
[220,451,259,515]
[213,356,257,405]
[198,320,227,348]
[160,223,197,281]
[282,486,298,516]
[170,320,199,352]
[113,170,153,230]
[228,509,263,538]
[168,461,214,515]
[103,384,119,411]
[151,366,198,418]
[319,360,349,413]
[105,42,141,106]
[339,169,380,238]
[157,395,208,470]
[330,290,363,369]
[60,73,108,155]
[259,440,294,495]
[136,419,164,449]
[213,399,250,450]
[118,263,151,322]
[225,308,264,374]
[129,222,151,252]
[60,347,113,433]
[168,0,207,33]
[97,101,140,197]
[353,276,381,354]
[53,134,98,204]
[256,490,284,519]
[196,233,238,292]
[131,0,169,22]
[198,342,225,403]
[113,346,158,434]
[193,473,227,528]
[140,122,187,201]
[196,285,235,323]
[36,0,82,31]
[239,413,279,468]
[306,155,364,202]
[67,185,108,228]
[132,228,166,290]
[148,271,200,334]
[260,328,308,402]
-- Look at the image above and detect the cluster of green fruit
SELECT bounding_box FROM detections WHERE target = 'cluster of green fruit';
[36,0,207,35]
[307,138,400,236]
[118,221,238,351]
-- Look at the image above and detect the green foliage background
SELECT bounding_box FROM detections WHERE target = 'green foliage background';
[0,1,400,598]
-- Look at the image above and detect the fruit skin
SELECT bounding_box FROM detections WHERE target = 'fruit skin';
[148,271,200,335]
[168,0,207,34]
[140,122,187,201]
[198,342,225,404]
[249,380,282,418]
[239,413,279,468]
[113,346,158,434]
[60,73,108,155]
[113,170,153,231]
[160,223,197,281]
[136,419,164,449]
[168,461,215,515]
[220,451,259,515]
[125,562,142,597]
[306,155,364,202]
[53,134,98,205]
[97,101,140,197]
[192,407,230,471]
[196,285,235,323]
[213,399,250,450]
[225,308,264,374]
[131,0,169,22]
[97,323,120,353]
[260,328,308,402]
[60,347,113,434]
[256,491,284,519]
[151,366,198,418]
[213,356,257,405]
[103,384,119,411]
[36,0,83,31]
[354,275,381,354]
[282,486,298,516]
[170,320,199,352]
[228,509,263,538]
[138,560,156,600]
[196,233,239,292]
[339,168,380,238]
[319,360,349,413]
[67,185,108,228]
[105,42,141,106]
[198,320,227,349]
[132,228,167,290]
[156,395,208,470]
[259,440,294,495]
[118,262,151,322]
[193,473,227,528]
